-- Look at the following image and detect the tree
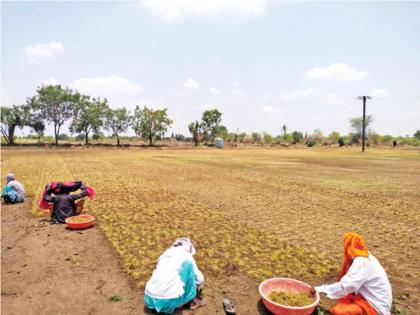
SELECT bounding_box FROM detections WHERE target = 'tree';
[328,131,340,144]
[104,107,131,146]
[291,131,303,144]
[350,115,374,141]
[29,120,45,143]
[201,109,222,142]
[251,132,262,144]
[0,105,28,144]
[312,129,324,142]
[238,132,247,143]
[281,124,287,136]
[188,121,203,146]
[214,125,228,140]
[29,85,80,145]
[414,130,420,140]
[70,96,106,145]
[132,106,173,146]
[263,132,273,144]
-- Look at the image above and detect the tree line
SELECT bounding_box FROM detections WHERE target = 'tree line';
[1,85,173,146]
[1,84,420,147]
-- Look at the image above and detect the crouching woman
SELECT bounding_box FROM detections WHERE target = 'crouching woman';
[2,173,25,204]
[144,237,206,314]
[315,232,392,315]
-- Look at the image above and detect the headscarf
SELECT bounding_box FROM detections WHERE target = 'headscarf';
[38,181,96,210]
[172,237,196,255]
[6,173,15,183]
[339,232,369,279]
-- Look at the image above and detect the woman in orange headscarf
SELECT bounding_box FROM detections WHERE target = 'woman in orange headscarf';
[315,232,392,315]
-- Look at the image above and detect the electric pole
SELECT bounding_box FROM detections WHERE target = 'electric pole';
[358,96,371,152]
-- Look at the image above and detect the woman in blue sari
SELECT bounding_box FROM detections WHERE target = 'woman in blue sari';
[2,173,25,204]
[144,237,206,314]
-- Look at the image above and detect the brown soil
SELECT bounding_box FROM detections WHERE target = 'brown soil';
[1,200,265,315]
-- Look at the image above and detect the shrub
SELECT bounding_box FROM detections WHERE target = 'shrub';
[306,140,316,147]
[75,134,85,141]
[57,133,70,140]
[263,132,273,144]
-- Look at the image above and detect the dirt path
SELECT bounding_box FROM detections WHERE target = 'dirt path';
[1,200,266,315]
[1,200,143,314]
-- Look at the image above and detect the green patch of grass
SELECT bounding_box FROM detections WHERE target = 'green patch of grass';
[64,256,81,266]
[110,295,124,302]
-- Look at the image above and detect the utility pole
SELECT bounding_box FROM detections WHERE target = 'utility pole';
[358,96,371,152]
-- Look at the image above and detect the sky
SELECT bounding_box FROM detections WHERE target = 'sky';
[1,1,420,137]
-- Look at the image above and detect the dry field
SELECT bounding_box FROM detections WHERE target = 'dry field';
[2,147,419,313]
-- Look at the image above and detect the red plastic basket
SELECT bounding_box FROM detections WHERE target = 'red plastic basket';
[65,214,96,230]
[259,278,320,315]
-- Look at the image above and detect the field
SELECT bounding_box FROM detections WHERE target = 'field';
[2,147,419,313]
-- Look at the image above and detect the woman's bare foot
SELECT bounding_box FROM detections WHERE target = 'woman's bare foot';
[190,298,207,310]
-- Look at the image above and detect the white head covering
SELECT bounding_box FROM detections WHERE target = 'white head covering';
[6,173,15,183]
[172,237,196,255]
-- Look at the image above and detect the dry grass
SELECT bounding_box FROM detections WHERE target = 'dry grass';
[2,147,419,312]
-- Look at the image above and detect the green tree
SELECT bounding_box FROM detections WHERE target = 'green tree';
[238,132,247,143]
[70,96,106,145]
[214,125,228,140]
[414,130,420,140]
[263,132,273,144]
[291,131,303,144]
[29,120,45,143]
[29,85,80,145]
[132,106,173,146]
[188,121,203,146]
[251,132,262,144]
[0,105,29,144]
[350,115,374,140]
[104,107,131,146]
[201,109,222,142]
[328,131,340,144]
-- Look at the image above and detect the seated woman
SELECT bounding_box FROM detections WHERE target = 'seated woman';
[41,181,89,224]
[144,237,206,314]
[2,173,25,204]
[315,232,392,315]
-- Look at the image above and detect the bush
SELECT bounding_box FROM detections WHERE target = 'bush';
[291,131,303,144]
[92,133,103,140]
[399,137,420,146]
[251,132,262,144]
[306,140,316,147]
[43,136,54,143]
[380,135,393,144]
[338,137,345,147]
[75,134,85,141]
[263,132,273,144]
[328,131,340,144]
[58,133,70,140]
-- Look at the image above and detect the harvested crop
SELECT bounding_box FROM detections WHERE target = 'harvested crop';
[267,290,314,307]
[68,216,90,223]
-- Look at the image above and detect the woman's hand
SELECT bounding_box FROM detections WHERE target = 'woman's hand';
[310,286,316,296]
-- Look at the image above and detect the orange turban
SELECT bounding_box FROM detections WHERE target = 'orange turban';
[339,232,369,279]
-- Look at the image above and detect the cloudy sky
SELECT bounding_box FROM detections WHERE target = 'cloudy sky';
[1,1,419,137]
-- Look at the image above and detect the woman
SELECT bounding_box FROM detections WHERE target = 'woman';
[315,232,392,315]
[39,181,94,224]
[2,173,25,204]
[144,237,206,314]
